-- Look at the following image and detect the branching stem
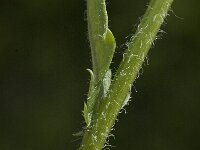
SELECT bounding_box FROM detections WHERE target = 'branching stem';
[80,0,173,149]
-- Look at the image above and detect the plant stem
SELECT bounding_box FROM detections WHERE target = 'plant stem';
[80,0,173,149]
[85,0,116,122]
[87,0,115,82]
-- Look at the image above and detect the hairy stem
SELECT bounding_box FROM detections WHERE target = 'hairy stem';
[80,0,173,149]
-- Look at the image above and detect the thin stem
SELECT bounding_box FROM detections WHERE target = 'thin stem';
[87,0,115,82]
[84,0,116,126]
[80,0,173,149]
[87,0,107,79]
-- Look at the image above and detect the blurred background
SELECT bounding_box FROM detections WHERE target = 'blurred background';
[0,0,199,149]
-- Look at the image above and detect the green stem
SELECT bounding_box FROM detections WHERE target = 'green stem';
[87,0,107,79]
[85,0,116,126]
[80,0,173,149]
[87,0,115,82]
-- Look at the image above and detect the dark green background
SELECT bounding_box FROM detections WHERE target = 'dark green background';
[0,0,199,149]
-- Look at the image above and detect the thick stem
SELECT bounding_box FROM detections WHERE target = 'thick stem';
[80,0,173,149]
